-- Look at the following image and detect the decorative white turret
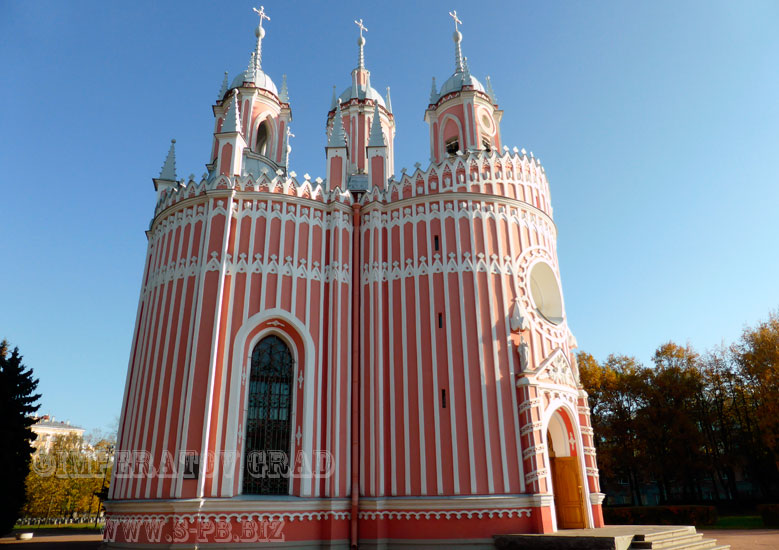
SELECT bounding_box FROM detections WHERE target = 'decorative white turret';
[207,6,293,179]
[153,139,177,195]
[325,18,395,190]
[425,11,503,164]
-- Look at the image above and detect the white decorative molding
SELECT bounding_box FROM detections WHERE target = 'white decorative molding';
[358,508,531,521]
[589,492,606,505]
[535,348,577,388]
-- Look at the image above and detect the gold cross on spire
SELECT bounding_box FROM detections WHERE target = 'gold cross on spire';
[253,5,270,27]
[354,18,368,38]
[449,10,462,31]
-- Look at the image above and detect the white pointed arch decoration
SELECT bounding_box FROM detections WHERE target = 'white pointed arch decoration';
[223,308,316,497]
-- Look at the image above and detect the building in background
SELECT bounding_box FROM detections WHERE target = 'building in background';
[30,415,84,454]
[105,9,603,548]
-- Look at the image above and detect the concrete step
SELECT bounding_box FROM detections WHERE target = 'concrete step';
[636,526,697,542]
[630,536,729,550]
[630,533,703,549]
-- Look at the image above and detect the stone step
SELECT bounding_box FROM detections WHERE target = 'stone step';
[630,533,703,549]
[630,538,728,550]
[636,526,698,542]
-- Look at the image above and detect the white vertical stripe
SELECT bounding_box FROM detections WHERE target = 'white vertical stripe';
[480,212,510,492]
[159,220,197,497]
[176,200,215,498]
[198,196,235,498]
[399,216,411,494]
[505,216,526,493]
[377,216,385,496]
[412,211,428,494]
[439,201,460,494]
[387,217,398,496]
[335,218,345,497]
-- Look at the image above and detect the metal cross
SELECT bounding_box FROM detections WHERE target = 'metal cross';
[253,5,270,26]
[449,10,462,31]
[354,18,368,37]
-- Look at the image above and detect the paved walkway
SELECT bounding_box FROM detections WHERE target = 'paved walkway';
[701,529,779,550]
[0,532,102,549]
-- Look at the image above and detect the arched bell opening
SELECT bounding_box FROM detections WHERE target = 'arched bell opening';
[255,119,273,158]
[546,408,588,529]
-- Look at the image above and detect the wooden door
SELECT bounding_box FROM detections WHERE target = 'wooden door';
[551,457,586,529]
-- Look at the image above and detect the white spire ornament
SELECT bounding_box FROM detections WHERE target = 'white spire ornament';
[251,5,270,72]
[328,99,347,147]
[449,10,464,73]
[429,76,438,104]
[368,103,385,147]
[485,75,497,103]
[354,18,368,69]
[280,74,289,102]
[385,86,393,113]
[222,92,242,133]
[159,139,177,181]
[330,85,338,111]
[217,71,228,101]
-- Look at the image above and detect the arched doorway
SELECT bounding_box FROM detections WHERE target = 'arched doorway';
[243,334,294,495]
[547,409,587,529]
[256,120,272,156]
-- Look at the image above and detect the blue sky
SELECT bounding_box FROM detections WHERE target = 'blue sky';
[1,1,778,434]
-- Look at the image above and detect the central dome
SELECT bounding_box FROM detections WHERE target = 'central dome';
[230,68,279,97]
[438,71,485,98]
[338,82,386,108]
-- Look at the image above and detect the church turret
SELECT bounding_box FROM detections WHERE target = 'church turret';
[208,6,293,179]
[325,19,395,190]
[425,11,503,164]
[152,139,177,196]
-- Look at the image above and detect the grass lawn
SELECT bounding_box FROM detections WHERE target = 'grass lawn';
[706,515,764,529]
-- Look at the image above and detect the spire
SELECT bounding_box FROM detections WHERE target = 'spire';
[368,103,385,147]
[328,99,347,147]
[449,10,464,73]
[279,74,289,102]
[354,18,368,69]
[217,71,228,101]
[159,139,177,180]
[463,56,471,80]
[330,85,338,110]
[485,75,497,103]
[251,5,270,72]
[429,76,438,103]
[222,92,241,133]
[385,86,393,113]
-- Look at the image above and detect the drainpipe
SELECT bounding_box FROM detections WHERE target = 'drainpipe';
[350,202,362,549]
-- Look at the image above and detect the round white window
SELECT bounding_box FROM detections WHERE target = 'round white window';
[529,262,563,325]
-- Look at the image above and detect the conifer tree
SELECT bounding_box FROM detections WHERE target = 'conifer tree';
[0,340,41,534]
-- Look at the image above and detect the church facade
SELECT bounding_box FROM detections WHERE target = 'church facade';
[105,9,604,549]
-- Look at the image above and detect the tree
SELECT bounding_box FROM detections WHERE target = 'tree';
[0,341,41,534]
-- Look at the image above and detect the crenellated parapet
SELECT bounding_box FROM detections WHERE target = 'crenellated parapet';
[359,149,553,217]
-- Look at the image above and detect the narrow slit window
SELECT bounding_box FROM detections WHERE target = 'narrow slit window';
[434,235,440,251]
[441,389,447,408]
[438,313,443,328]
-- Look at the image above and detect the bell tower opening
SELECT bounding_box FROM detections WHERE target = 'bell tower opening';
[255,120,271,157]
[547,409,587,529]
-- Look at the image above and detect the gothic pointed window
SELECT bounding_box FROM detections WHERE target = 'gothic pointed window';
[256,121,271,157]
[243,334,294,495]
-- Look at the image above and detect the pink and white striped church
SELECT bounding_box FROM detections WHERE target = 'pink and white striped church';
[105,8,604,549]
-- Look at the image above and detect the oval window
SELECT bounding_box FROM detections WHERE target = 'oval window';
[529,262,564,324]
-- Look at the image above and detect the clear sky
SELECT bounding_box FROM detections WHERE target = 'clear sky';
[1,1,778,434]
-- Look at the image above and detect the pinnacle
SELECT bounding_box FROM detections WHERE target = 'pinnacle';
[159,139,177,181]
[368,103,385,147]
[217,71,229,101]
[222,93,242,133]
[280,74,289,102]
[328,99,347,147]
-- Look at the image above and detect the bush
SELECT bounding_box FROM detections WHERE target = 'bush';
[757,504,779,528]
[604,505,718,526]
